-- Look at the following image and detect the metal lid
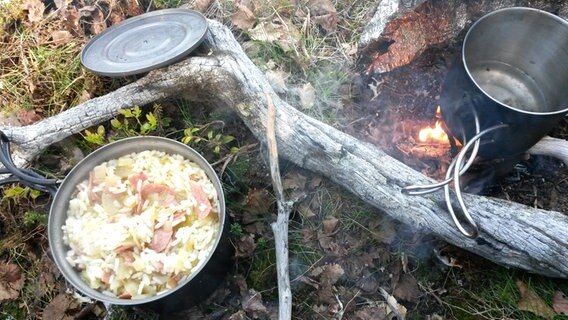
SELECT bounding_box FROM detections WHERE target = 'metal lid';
[80,9,208,77]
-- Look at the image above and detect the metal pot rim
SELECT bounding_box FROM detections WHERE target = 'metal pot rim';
[48,136,226,305]
[462,6,568,116]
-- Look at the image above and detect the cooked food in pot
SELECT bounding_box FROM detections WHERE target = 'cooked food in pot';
[62,150,220,299]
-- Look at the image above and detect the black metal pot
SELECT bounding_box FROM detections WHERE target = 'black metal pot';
[0,134,232,314]
[440,7,568,161]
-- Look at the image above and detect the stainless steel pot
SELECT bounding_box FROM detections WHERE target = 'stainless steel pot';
[440,7,568,160]
[0,134,231,314]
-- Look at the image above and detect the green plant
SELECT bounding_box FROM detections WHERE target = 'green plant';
[230,223,245,238]
[22,211,47,227]
[83,105,170,146]
[181,123,238,155]
[1,186,41,203]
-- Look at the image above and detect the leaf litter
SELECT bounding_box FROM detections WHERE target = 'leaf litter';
[0,261,25,301]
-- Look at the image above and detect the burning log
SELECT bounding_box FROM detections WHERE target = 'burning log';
[1,18,568,278]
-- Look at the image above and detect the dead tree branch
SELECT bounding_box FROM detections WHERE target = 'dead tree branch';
[266,93,293,320]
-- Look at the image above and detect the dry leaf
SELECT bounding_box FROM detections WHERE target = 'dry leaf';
[242,289,268,318]
[51,30,72,45]
[124,0,143,17]
[356,269,380,293]
[298,203,316,220]
[54,0,68,10]
[306,0,337,32]
[0,262,25,301]
[192,0,213,13]
[21,0,45,23]
[89,8,107,35]
[248,19,300,52]
[228,310,247,320]
[242,188,272,223]
[235,234,256,258]
[354,305,389,320]
[302,227,316,241]
[265,70,289,94]
[516,280,556,319]
[63,8,81,35]
[282,171,306,190]
[553,291,568,315]
[42,294,79,320]
[322,216,338,235]
[298,82,316,109]
[308,176,322,189]
[320,263,344,286]
[231,4,256,31]
[393,274,421,303]
[17,109,42,125]
[108,11,124,25]
[314,263,344,304]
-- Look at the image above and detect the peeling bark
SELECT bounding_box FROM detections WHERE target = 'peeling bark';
[1,19,567,278]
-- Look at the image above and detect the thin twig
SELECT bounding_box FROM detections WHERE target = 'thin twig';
[265,92,293,320]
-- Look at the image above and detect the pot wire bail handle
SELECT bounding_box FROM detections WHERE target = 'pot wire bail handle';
[0,130,60,196]
[443,123,509,238]
[400,107,509,238]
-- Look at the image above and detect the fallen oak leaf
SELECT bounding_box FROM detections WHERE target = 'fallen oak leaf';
[516,280,556,319]
[235,234,256,258]
[230,4,256,31]
[17,109,42,126]
[192,0,213,13]
[322,215,338,235]
[42,293,80,320]
[553,291,568,315]
[89,8,107,35]
[21,0,45,23]
[50,30,72,45]
[306,0,337,32]
[63,8,81,36]
[0,262,25,301]
[242,289,268,318]
[248,19,300,52]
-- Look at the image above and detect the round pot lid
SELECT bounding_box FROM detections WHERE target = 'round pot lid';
[81,9,208,77]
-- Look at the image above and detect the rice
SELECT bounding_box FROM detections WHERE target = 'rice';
[62,150,220,299]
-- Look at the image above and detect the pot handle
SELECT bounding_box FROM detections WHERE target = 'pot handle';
[0,131,59,196]
[445,123,509,238]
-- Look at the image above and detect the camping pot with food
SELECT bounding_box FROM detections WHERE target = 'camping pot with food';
[0,133,232,314]
[403,7,568,238]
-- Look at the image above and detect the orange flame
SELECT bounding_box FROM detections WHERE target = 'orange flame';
[418,106,450,144]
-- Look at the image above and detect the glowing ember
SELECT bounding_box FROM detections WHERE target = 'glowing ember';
[418,106,450,143]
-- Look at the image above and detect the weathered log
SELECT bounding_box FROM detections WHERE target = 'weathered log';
[529,136,568,166]
[1,19,567,278]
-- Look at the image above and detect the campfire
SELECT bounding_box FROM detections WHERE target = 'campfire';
[417,106,449,144]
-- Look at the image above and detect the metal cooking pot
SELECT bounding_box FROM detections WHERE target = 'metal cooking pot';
[0,134,231,314]
[440,7,568,161]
